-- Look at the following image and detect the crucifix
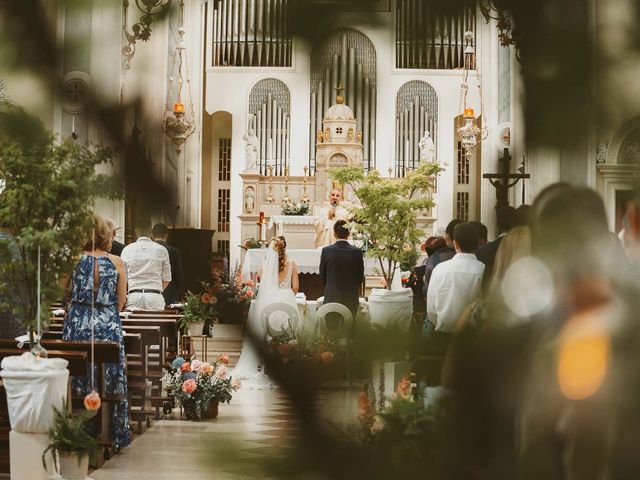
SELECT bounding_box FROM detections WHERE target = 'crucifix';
[482,148,530,208]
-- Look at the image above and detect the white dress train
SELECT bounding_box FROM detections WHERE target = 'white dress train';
[232,260,297,389]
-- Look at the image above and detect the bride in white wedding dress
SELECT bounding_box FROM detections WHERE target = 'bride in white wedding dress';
[232,237,299,388]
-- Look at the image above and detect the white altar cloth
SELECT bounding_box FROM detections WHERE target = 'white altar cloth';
[268,215,317,232]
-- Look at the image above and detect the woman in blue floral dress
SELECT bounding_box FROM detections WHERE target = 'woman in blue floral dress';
[64,215,130,450]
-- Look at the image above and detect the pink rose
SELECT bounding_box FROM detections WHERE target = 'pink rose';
[209,295,218,305]
[182,379,197,394]
[215,364,227,379]
[217,354,229,365]
[246,280,255,287]
[232,378,241,390]
[246,289,254,298]
[202,362,214,374]
[201,293,211,303]
[191,359,203,372]
[321,351,334,364]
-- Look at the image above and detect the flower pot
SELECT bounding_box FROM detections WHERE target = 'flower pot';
[202,400,219,419]
[188,321,205,337]
[59,451,89,480]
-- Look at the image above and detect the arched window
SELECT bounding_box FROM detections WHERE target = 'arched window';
[248,78,291,175]
[309,28,377,173]
[395,81,438,177]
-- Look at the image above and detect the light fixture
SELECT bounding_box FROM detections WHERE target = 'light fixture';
[163,1,195,154]
[456,31,488,156]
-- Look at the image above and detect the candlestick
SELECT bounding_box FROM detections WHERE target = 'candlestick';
[302,166,309,203]
[282,165,290,204]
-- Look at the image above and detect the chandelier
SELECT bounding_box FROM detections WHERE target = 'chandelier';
[457,31,488,156]
[163,0,195,154]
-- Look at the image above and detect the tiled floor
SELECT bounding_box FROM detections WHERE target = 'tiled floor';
[90,387,360,479]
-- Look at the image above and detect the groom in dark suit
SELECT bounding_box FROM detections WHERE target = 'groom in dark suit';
[319,220,364,318]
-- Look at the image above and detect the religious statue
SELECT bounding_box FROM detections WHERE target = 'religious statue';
[244,186,255,213]
[243,129,259,172]
[324,127,331,142]
[314,188,349,248]
[317,130,324,143]
[347,128,354,141]
[356,131,362,143]
[419,131,436,163]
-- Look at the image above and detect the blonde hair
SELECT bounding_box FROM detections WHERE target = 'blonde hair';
[489,226,532,293]
[82,214,113,252]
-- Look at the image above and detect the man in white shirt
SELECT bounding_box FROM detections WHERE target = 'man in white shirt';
[121,222,172,310]
[426,222,485,333]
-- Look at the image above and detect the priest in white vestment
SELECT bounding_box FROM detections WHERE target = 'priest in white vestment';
[314,188,349,248]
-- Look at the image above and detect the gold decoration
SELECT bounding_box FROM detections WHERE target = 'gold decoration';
[356,131,363,143]
[317,130,324,143]
[266,165,274,203]
[282,165,291,203]
[335,81,346,104]
[325,127,331,141]
[302,166,309,203]
[347,128,354,141]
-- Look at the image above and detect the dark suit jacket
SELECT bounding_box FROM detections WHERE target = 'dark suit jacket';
[476,237,503,290]
[110,240,125,257]
[156,240,183,305]
[319,240,364,316]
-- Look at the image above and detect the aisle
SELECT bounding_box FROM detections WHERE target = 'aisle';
[91,389,297,480]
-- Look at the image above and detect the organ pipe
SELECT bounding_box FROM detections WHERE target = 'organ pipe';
[395,0,474,69]
[212,0,291,67]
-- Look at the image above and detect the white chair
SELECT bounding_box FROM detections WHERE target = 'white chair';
[261,303,300,339]
[316,303,354,339]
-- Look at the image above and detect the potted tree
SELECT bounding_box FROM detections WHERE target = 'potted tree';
[331,163,441,288]
[41,404,99,480]
[0,103,121,438]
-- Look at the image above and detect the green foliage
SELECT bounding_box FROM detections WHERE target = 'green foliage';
[331,163,442,286]
[41,403,99,472]
[0,103,122,333]
[178,291,217,334]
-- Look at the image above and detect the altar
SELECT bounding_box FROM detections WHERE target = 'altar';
[267,215,318,249]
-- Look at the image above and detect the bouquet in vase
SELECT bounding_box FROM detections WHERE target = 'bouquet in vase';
[281,200,310,216]
[163,356,240,420]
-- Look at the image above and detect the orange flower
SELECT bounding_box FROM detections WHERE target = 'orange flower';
[357,392,370,418]
[84,391,101,411]
[182,379,197,394]
[321,351,334,364]
[217,354,229,365]
[278,343,290,357]
[396,376,411,399]
[246,289,254,298]
[201,293,211,303]
[181,362,191,373]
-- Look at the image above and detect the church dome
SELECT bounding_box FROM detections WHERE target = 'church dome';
[324,103,355,121]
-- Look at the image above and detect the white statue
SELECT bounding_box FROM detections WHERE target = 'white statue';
[243,129,259,172]
[419,131,436,163]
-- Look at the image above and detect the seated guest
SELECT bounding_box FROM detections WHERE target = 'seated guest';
[151,223,183,305]
[105,218,125,256]
[426,222,484,334]
[422,219,463,300]
[121,220,171,311]
[63,214,130,450]
[320,220,364,320]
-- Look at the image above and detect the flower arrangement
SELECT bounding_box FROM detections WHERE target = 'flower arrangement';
[208,266,255,324]
[163,355,240,420]
[281,200,310,216]
[240,237,263,250]
[178,291,218,334]
[268,329,345,371]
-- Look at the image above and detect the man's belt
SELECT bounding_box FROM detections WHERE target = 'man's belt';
[128,289,162,295]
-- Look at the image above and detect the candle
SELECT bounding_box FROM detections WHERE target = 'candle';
[463,107,475,118]
[173,102,185,114]
[71,115,75,134]
[36,244,40,338]
[259,211,265,222]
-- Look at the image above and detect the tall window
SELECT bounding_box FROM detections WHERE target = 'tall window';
[217,188,230,232]
[211,0,292,67]
[218,138,231,181]
[309,28,377,173]
[395,1,476,69]
[395,81,438,177]
[248,78,291,175]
